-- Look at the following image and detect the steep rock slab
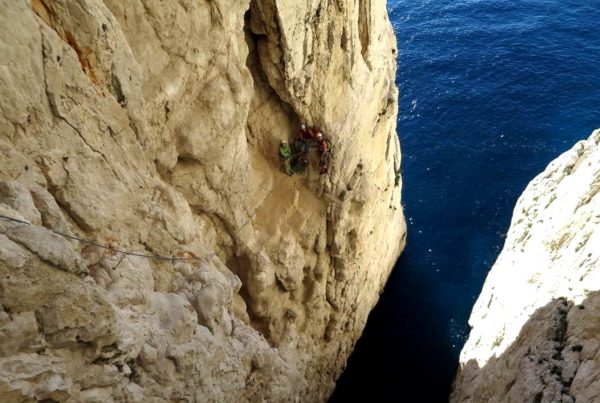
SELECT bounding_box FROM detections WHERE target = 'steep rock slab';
[0,0,405,401]
[452,130,600,402]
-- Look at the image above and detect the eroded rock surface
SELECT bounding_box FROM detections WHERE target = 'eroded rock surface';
[0,0,405,401]
[453,130,600,402]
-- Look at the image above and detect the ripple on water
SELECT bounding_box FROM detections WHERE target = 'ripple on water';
[331,0,600,401]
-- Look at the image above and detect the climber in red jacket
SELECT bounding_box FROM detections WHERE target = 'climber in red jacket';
[315,132,332,174]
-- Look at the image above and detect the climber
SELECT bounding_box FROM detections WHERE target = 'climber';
[315,132,325,146]
[279,140,293,176]
[299,123,314,141]
[315,132,332,174]
[294,137,309,156]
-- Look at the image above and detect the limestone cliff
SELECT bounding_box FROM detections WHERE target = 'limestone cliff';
[452,130,600,402]
[0,0,405,402]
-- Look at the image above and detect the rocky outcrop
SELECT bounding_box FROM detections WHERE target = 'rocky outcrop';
[452,130,600,402]
[0,0,405,402]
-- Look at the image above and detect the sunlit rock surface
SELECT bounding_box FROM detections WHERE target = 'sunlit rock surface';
[0,0,405,401]
[453,129,600,402]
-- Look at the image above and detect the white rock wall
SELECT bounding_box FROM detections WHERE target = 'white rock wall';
[453,130,600,402]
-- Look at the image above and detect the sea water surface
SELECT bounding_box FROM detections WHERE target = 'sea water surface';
[331,1,600,401]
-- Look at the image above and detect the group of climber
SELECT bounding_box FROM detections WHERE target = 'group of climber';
[279,124,332,176]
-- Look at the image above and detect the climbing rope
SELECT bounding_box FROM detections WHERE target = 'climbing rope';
[0,214,217,263]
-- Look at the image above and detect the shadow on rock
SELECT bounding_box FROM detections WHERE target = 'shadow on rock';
[451,291,600,403]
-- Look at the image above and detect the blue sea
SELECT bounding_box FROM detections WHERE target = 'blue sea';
[331,1,600,401]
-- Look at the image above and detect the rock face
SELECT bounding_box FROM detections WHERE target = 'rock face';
[452,130,600,402]
[0,0,405,402]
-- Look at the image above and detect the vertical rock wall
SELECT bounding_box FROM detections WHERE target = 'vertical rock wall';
[0,0,405,401]
[453,130,600,402]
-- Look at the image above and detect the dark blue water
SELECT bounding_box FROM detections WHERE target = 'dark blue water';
[331,1,600,401]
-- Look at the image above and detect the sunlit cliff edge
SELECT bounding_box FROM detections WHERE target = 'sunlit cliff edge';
[453,129,600,402]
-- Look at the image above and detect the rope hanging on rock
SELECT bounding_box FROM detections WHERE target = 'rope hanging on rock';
[0,214,217,263]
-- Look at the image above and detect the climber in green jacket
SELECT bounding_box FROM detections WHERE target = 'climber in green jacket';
[279,140,293,176]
